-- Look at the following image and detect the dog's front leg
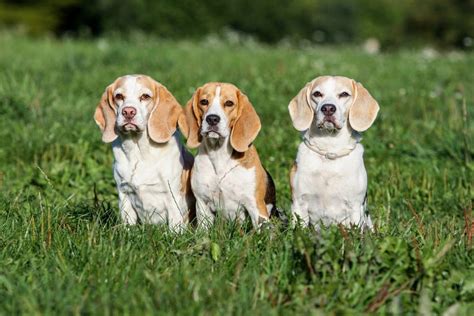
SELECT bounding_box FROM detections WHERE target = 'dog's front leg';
[167,203,186,232]
[359,196,373,231]
[118,190,138,225]
[246,200,270,230]
[291,195,310,227]
[195,197,214,229]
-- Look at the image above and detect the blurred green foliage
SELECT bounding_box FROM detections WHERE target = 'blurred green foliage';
[0,0,473,48]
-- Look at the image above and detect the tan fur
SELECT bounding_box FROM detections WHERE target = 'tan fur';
[182,87,203,148]
[230,91,261,153]
[125,76,184,143]
[181,149,196,223]
[94,82,119,143]
[349,81,380,132]
[288,80,315,132]
[232,146,269,218]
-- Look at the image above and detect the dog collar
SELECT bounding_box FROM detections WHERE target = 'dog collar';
[303,136,358,160]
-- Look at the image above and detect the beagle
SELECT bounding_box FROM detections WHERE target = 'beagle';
[182,82,277,228]
[288,76,379,229]
[94,75,194,228]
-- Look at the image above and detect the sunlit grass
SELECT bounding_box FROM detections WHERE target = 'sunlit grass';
[0,34,472,314]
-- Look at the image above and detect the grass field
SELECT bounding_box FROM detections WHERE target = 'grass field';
[0,32,473,314]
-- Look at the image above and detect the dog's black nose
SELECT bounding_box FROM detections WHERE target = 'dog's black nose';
[321,104,336,116]
[206,114,220,126]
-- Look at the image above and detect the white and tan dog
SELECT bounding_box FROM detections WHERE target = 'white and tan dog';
[182,82,277,228]
[289,76,379,229]
[94,75,194,228]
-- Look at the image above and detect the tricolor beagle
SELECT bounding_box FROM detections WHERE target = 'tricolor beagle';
[288,76,379,229]
[94,75,195,229]
[182,82,277,228]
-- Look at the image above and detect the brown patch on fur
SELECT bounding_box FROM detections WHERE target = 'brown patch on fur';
[232,146,270,218]
[349,81,379,132]
[264,169,277,217]
[182,88,203,148]
[288,81,315,132]
[230,91,261,152]
[146,78,183,143]
[94,81,119,143]
[180,149,196,223]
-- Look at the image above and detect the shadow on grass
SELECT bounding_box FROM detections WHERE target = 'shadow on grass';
[65,186,120,227]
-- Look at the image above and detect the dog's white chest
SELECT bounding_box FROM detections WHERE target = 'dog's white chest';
[112,137,183,223]
[115,158,169,196]
[294,143,369,226]
[192,155,256,219]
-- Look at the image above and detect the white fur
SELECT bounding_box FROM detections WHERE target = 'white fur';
[192,132,261,228]
[109,76,190,229]
[201,86,230,139]
[311,77,353,131]
[114,76,152,133]
[112,133,190,228]
[291,77,373,229]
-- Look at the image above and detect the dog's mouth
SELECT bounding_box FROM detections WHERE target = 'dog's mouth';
[318,117,342,130]
[203,127,223,139]
[120,123,140,133]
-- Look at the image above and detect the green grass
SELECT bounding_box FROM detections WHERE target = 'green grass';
[0,32,473,314]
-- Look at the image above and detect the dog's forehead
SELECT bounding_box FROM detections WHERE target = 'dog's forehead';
[200,83,218,96]
[220,83,239,98]
[135,75,155,91]
[115,75,153,94]
[314,76,353,92]
[201,83,238,98]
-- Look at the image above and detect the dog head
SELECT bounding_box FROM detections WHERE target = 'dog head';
[182,82,261,152]
[288,76,379,133]
[94,74,184,143]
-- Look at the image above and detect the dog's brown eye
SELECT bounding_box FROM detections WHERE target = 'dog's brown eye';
[200,99,209,106]
[224,100,234,107]
[115,93,124,101]
[339,92,350,98]
[313,91,323,98]
[140,94,151,101]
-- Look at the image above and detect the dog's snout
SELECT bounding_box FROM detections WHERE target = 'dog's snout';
[122,107,136,120]
[321,104,336,116]
[206,114,220,126]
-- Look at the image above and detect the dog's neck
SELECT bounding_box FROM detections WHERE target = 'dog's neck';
[113,130,179,162]
[200,136,237,174]
[304,120,361,155]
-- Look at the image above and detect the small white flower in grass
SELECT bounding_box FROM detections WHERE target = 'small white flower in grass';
[96,39,108,51]
[363,38,380,55]
[463,36,473,47]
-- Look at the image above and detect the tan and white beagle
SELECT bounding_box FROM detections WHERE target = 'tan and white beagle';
[182,82,277,228]
[94,75,194,228]
[288,76,379,229]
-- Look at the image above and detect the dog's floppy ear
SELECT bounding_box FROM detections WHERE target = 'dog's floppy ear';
[94,84,118,143]
[182,88,202,148]
[288,80,314,131]
[349,81,379,132]
[230,90,261,153]
[148,82,183,143]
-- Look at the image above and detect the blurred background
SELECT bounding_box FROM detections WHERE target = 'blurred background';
[0,0,473,50]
